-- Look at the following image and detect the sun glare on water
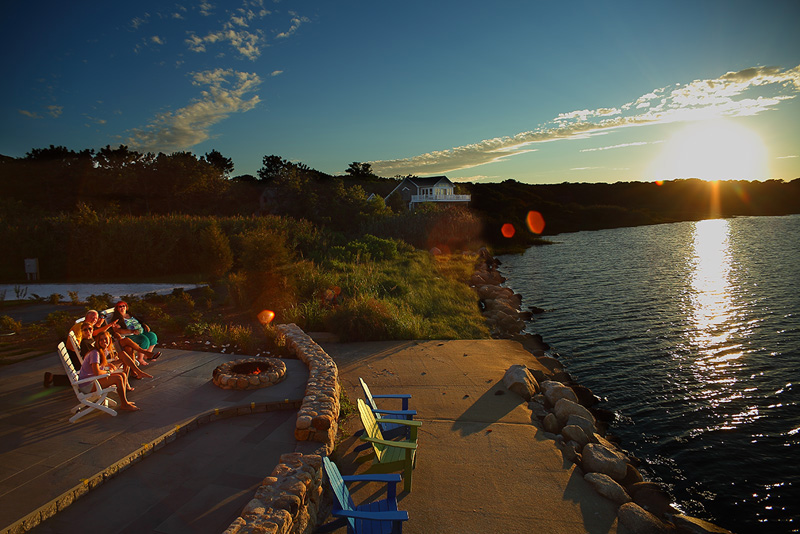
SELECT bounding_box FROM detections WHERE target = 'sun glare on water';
[649,119,768,181]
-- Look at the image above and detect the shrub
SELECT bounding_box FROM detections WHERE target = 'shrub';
[324,297,394,342]
[48,293,64,304]
[207,323,228,346]
[229,325,255,353]
[184,321,208,337]
[195,223,233,281]
[87,293,113,311]
[0,315,22,334]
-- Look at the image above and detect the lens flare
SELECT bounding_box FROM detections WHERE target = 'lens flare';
[257,310,275,325]
[501,223,516,238]
[526,211,545,234]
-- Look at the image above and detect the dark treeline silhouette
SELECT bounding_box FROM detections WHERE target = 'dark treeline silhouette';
[467,178,800,245]
[2,145,799,252]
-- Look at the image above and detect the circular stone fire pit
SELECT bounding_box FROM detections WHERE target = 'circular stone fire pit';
[212,357,287,390]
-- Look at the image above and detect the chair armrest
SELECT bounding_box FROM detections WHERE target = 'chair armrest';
[371,393,411,410]
[332,510,409,522]
[361,436,418,449]
[374,408,417,417]
[74,373,111,385]
[341,474,402,483]
[374,418,422,427]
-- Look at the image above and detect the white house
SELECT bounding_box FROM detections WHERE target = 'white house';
[385,176,471,210]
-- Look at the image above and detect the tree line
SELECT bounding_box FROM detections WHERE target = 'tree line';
[3,144,799,255]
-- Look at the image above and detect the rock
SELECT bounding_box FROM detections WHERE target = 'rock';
[528,367,550,383]
[584,472,632,505]
[669,514,733,533]
[562,425,590,449]
[628,482,676,517]
[618,502,674,533]
[620,463,644,487]
[541,380,579,405]
[582,443,628,481]
[566,414,596,437]
[562,440,581,462]
[536,355,564,372]
[528,400,549,420]
[502,364,539,401]
[553,398,596,426]
[572,384,601,407]
[543,412,561,434]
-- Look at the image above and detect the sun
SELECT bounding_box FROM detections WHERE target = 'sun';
[648,119,768,181]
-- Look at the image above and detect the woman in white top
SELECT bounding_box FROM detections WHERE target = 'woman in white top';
[77,331,139,411]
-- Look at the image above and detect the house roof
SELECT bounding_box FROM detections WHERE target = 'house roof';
[386,175,453,199]
[404,176,453,188]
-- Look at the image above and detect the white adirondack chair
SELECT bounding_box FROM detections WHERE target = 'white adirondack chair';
[56,342,118,423]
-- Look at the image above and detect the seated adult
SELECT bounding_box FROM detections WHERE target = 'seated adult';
[79,323,152,382]
[78,331,138,411]
[44,310,155,387]
[109,301,159,366]
[84,308,160,366]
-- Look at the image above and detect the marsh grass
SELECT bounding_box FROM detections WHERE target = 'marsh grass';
[289,250,489,341]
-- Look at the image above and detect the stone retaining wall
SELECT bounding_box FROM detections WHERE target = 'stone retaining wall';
[277,323,340,452]
[223,324,340,534]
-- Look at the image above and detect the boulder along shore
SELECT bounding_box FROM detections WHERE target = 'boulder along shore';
[469,248,733,534]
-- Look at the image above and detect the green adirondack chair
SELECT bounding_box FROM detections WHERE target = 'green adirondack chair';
[356,399,421,492]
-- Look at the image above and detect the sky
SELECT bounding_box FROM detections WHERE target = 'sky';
[2,0,799,184]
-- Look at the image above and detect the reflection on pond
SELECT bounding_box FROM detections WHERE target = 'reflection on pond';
[687,219,758,429]
[689,218,733,352]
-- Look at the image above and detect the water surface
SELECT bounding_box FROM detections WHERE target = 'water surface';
[499,215,800,533]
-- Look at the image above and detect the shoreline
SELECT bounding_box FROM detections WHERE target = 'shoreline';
[471,248,734,533]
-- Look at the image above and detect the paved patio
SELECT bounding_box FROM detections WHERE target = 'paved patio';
[0,348,309,534]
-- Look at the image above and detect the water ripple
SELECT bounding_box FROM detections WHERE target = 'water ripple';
[500,215,800,533]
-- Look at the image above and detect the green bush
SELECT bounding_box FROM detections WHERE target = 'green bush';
[195,223,233,280]
[0,315,22,334]
[324,297,395,342]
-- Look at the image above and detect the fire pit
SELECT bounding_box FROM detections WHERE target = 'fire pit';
[212,357,287,390]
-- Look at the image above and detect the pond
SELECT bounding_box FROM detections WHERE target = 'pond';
[0,283,205,302]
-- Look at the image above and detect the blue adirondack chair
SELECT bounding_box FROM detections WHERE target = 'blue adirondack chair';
[355,378,416,451]
[318,456,409,534]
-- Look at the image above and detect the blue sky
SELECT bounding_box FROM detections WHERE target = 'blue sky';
[2,0,799,184]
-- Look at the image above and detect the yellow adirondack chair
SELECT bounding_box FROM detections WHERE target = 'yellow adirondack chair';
[356,399,421,492]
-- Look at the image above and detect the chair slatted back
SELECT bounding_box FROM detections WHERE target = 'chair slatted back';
[358,399,389,462]
[57,342,81,394]
[322,457,356,531]
[68,330,82,359]
[359,377,379,412]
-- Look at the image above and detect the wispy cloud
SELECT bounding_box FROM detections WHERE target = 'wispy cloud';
[276,11,309,39]
[126,69,261,153]
[370,64,800,177]
[185,2,275,60]
[46,105,63,118]
[270,70,283,76]
[777,155,798,159]
[18,109,41,119]
[580,141,660,152]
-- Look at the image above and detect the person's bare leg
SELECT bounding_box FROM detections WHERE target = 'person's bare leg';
[117,348,153,379]
[96,374,138,411]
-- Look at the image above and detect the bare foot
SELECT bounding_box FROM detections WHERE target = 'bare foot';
[138,359,149,366]
[136,370,153,379]
[119,404,140,411]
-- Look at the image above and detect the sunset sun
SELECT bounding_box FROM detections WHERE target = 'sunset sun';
[648,119,769,182]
